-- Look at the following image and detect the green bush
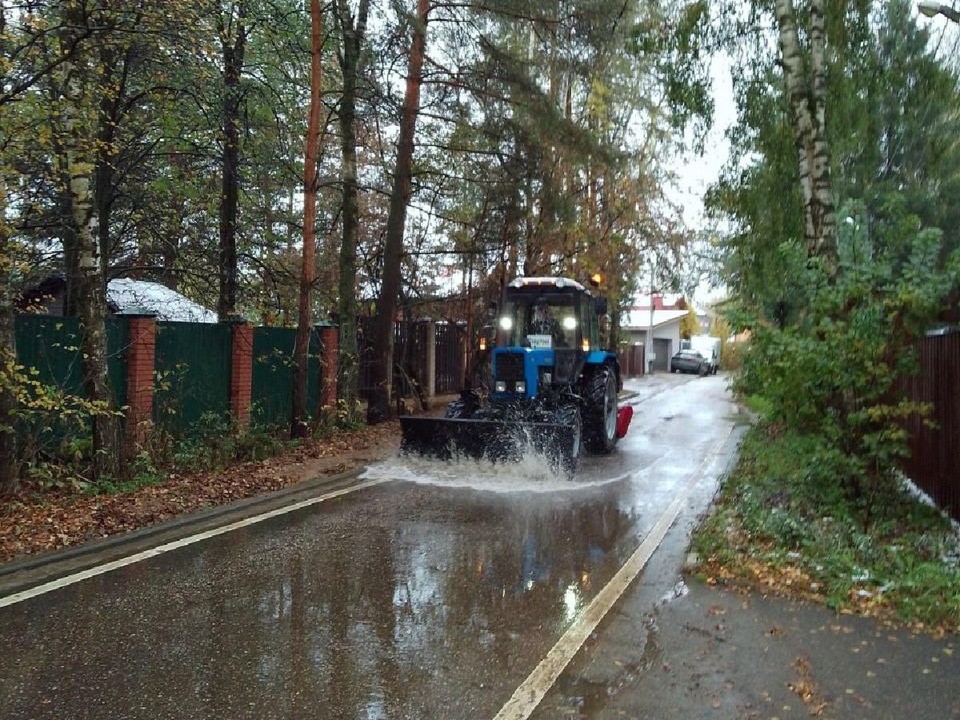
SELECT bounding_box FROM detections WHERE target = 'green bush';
[312,398,365,437]
[125,411,290,487]
[1,359,121,492]
[733,217,959,505]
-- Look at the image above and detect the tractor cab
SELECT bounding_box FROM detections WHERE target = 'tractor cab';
[491,277,606,401]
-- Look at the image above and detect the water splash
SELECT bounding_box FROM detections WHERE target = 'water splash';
[360,449,631,494]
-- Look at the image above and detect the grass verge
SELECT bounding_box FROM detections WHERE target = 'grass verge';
[691,420,960,635]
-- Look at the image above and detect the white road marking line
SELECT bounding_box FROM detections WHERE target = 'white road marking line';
[0,478,391,609]
[493,426,734,720]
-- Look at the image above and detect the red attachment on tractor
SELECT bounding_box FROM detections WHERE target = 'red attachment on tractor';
[615,406,633,439]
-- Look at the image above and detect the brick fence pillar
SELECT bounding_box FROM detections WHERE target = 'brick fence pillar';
[230,320,253,431]
[125,314,156,456]
[319,325,339,409]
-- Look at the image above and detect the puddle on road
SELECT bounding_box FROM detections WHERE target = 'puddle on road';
[360,451,632,494]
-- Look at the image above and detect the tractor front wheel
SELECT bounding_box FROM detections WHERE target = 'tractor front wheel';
[554,404,582,475]
[583,367,618,454]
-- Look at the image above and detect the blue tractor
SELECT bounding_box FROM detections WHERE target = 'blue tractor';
[399,276,630,473]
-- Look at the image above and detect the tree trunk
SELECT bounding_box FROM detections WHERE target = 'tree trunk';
[61,190,81,316]
[58,2,122,480]
[292,0,324,439]
[94,43,125,281]
[773,0,837,270]
[218,3,247,319]
[334,0,370,411]
[366,0,430,424]
[0,181,18,493]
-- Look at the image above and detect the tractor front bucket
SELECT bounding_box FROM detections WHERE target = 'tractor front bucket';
[399,416,578,471]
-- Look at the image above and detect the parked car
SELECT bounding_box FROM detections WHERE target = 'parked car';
[670,350,710,376]
[687,335,721,374]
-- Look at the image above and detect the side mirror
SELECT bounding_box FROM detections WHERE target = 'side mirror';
[595,296,608,315]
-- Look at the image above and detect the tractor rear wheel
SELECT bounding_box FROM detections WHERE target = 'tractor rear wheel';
[584,367,618,454]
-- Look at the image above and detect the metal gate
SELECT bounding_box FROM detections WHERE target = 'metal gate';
[618,345,645,377]
[153,321,232,434]
[357,318,409,401]
[434,322,464,394]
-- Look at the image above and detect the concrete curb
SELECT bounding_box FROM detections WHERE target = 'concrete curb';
[0,467,372,598]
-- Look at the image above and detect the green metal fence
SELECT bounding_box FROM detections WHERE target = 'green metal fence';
[14,316,335,443]
[153,321,232,435]
[251,326,324,429]
[14,314,129,408]
[13,315,129,456]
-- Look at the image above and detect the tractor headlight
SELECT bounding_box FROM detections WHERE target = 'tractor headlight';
[495,381,507,393]
[515,381,526,394]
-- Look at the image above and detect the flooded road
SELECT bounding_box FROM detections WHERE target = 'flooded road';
[0,373,739,720]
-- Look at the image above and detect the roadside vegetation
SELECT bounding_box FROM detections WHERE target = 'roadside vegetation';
[692,0,960,633]
[693,204,960,632]
[693,419,960,632]
[693,222,960,632]
[5,360,365,496]
[0,412,399,563]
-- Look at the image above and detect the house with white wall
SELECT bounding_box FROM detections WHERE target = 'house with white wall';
[620,293,689,372]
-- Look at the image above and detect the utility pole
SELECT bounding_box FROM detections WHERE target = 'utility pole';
[646,259,655,374]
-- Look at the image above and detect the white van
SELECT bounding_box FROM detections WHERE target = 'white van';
[682,335,721,375]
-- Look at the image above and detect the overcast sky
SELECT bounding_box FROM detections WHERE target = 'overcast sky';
[664,52,737,305]
[667,52,737,233]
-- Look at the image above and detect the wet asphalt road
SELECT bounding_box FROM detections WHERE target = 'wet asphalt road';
[0,372,740,720]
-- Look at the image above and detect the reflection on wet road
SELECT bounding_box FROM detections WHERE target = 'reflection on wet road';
[0,373,735,720]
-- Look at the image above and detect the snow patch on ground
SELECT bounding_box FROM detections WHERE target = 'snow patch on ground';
[899,471,960,564]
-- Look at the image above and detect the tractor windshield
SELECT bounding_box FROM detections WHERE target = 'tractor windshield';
[497,294,580,349]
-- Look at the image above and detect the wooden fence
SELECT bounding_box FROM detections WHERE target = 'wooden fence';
[618,345,646,378]
[899,330,960,521]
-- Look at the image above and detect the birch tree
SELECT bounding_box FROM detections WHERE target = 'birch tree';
[54,1,122,479]
[773,0,837,269]
[0,177,16,492]
[1,4,22,492]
